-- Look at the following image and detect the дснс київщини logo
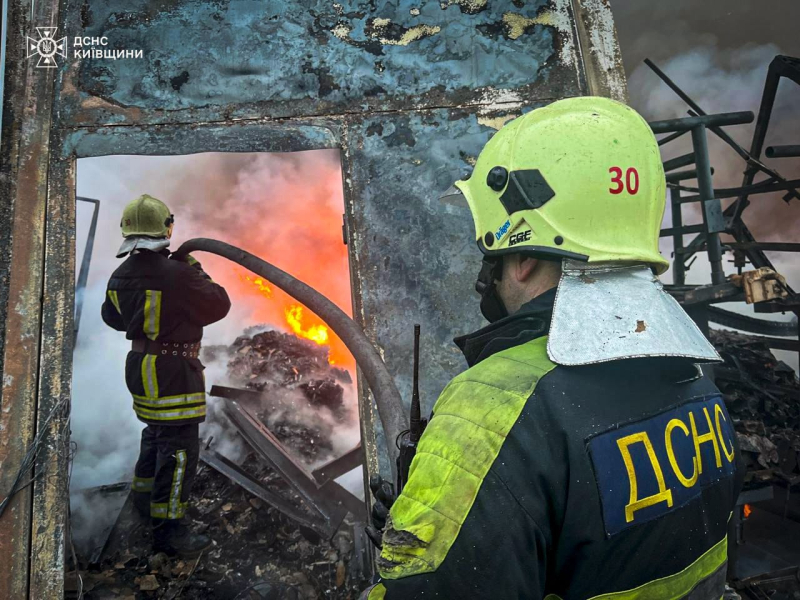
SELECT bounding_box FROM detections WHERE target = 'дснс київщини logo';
[26,27,67,68]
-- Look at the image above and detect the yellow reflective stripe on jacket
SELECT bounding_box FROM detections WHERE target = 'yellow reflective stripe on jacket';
[133,392,205,408]
[366,583,386,600]
[585,535,728,600]
[140,354,159,398]
[379,335,556,579]
[143,290,162,341]
[107,290,122,314]
[133,403,206,422]
[132,475,154,493]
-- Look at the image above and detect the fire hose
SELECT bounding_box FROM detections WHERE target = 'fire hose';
[172,238,407,476]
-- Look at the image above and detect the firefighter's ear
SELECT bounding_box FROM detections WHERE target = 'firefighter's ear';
[514,255,539,283]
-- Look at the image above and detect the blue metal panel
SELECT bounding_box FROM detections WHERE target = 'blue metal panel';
[57,0,584,125]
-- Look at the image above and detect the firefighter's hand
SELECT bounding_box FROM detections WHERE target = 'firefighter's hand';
[171,252,204,271]
[366,475,396,549]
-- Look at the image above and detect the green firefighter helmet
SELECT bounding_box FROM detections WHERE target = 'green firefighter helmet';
[116,194,175,258]
[120,193,174,238]
[454,96,669,274]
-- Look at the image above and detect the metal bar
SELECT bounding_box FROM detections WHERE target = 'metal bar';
[666,168,716,183]
[722,242,800,253]
[83,483,131,565]
[676,178,800,202]
[686,109,762,166]
[660,224,707,237]
[729,56,800,224]
[209,385,262,402]
[657,129,688,146]
[662,153,695,172]
[670,188,686,286]
[312,443,364,484]
[735,486,774,506]
[751,336,800,353]
[683,282,744,305]
[728,215,784,273]
[223,400,347,534]
[319,479,367,521]
[766,145,800,158]
[649,111,754,134]
[199,449,326,533]
[691,124,725,284]
[74,197,100,346]
[707,307,799,337]
[732,57,781,223]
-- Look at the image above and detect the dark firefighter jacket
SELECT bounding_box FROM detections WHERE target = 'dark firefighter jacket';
[367,289,743,600]
[101,250,230,426]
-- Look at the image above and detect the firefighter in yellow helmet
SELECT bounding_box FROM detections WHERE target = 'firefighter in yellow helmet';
[102,194,230,556]
[363,97,743,599]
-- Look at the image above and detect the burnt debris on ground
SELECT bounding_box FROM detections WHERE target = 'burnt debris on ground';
[710,329,800,487]
[213,329,354,464]
[67,326,368,599]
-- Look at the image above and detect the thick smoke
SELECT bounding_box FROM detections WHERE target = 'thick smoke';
[72,151,356,501]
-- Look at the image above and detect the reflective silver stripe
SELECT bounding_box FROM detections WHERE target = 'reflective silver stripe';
[143,290,161,341]
[133,405,206,421]
[145,355,158,398]
[133,393,205,407]
[151,505,169,518]
[169,450,187,519]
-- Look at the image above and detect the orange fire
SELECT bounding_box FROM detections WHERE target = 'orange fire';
[240,272,344,365]
[285,305,329,346]
[240,274,273,299]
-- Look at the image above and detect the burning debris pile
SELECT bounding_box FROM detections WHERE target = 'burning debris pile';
[710,329,800,486]
[206,327,355,465]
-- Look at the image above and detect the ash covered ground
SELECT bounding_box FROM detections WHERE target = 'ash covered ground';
[69,326,369,600]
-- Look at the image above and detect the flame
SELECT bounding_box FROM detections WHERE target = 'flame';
[743,503,752,518]
[240,274,273,298]
[285,305,329,345]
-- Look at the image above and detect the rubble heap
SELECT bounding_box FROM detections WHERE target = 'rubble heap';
[710,329,800,486]
[206,328,355,465]
[68,459,365,599]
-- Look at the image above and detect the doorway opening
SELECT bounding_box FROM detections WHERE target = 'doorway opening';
[69,151,368,598]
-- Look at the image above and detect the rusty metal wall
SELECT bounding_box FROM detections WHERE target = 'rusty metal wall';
[0,0,626,596]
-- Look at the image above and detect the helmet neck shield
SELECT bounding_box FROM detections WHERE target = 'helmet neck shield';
[547,260,721,365]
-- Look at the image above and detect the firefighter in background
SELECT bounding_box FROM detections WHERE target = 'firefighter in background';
[101,194,230,556]
[364,98,743,598]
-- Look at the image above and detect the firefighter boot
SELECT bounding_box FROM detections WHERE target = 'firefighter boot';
[152,519,211,557]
